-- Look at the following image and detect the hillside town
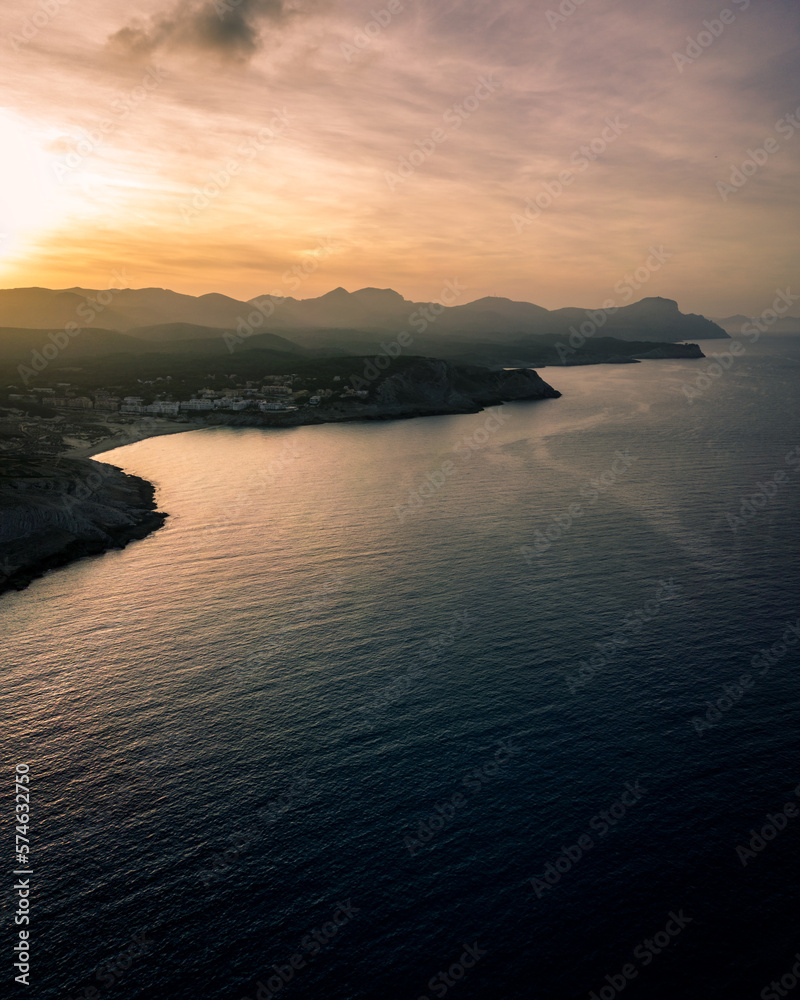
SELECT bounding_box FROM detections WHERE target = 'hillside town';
[6,373,370,416]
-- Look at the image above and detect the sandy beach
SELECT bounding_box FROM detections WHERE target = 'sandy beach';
[64,418,203,459]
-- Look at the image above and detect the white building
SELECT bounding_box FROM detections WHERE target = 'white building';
[180,399,215,411]
[145,401,180,416]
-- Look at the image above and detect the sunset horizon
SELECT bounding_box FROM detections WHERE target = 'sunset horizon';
[4,3,799,999]
[2,0,798,316]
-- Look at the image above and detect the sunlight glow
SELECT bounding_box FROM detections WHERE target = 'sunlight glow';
[0,111,64,258]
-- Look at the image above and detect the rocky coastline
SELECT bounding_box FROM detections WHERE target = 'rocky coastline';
[0,456,166,596]
[0,360,559,596]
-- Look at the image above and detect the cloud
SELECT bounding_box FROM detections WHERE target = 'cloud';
[3,0,798,313]
[107,0,288,64]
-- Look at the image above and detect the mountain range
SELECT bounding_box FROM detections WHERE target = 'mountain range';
[713,314,800,335]
[0,285,728,345]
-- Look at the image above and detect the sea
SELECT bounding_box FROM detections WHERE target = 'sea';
[3,335,799,1000]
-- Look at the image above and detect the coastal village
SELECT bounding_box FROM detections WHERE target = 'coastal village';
[0,365,377,459]
[6,373,370,417]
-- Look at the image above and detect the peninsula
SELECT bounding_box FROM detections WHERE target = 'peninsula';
[0,356,560,595]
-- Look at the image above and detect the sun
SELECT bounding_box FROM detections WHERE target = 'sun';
[0,110,65,260]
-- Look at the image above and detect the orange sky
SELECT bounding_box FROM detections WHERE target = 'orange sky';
[0,0,798,316]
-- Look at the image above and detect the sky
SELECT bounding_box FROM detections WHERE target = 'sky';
[0,0,798,316]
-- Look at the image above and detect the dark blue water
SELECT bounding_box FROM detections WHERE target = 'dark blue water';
[4,336,799,1000]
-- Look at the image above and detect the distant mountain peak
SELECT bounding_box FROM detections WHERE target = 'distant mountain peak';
[627,296,680,311]
[197,292,246,303]
[351,287,406,301]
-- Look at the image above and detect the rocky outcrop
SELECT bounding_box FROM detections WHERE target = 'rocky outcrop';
[0,456,166,594]
[631,343,704,360]
[598,298,728,342]
[368,359,560,414]
[452,364,562,404]
[374,358,475,410]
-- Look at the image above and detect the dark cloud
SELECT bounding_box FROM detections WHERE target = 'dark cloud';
[107,0,287,63]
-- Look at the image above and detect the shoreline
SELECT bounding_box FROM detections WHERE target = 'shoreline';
[2,365,562,597]
[66,418,203,460]
[72,406,506,461]
[0,456,167,597]
[78,392,562,460]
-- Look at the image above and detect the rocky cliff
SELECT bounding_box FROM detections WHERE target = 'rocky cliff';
[190,359,561,428]
[0,456,166,595]
[371,359,561,413]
